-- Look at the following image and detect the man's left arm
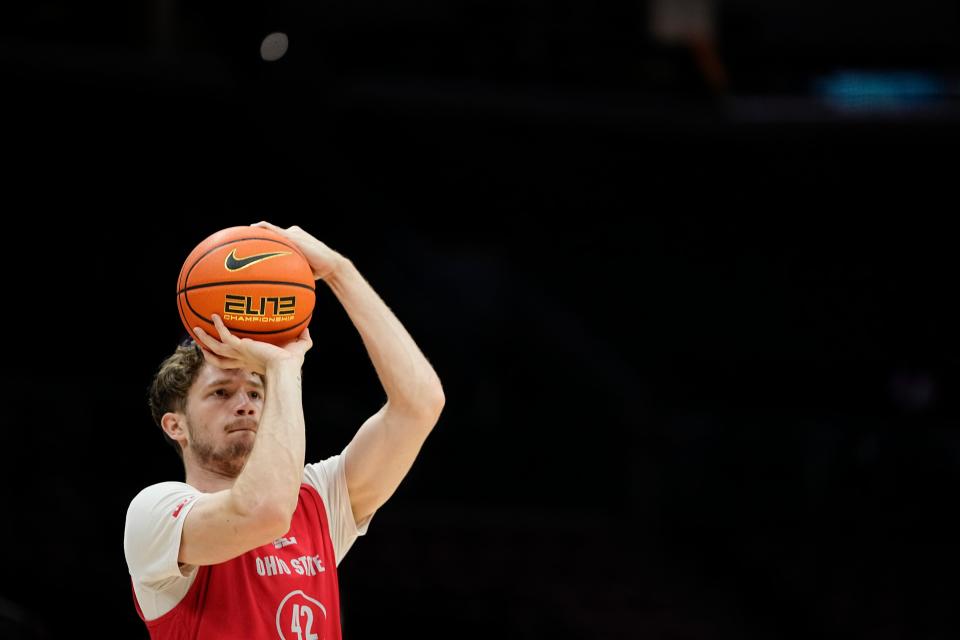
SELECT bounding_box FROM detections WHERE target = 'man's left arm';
[251,222,445,526]
[326,258,445,524]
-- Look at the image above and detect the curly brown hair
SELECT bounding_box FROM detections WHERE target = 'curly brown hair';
[147,339,207,459]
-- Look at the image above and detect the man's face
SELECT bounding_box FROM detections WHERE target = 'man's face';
[181,363,265,477]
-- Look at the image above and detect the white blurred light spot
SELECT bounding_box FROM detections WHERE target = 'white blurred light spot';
[260,32,289,62]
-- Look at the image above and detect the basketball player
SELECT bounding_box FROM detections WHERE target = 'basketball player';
[123,222,445,638]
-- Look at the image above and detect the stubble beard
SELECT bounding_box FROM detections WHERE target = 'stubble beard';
[187,419,256,478]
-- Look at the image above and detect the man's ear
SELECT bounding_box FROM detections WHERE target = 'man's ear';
[161,412,188,444]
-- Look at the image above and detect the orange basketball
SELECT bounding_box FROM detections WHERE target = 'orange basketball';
[177,226,315,347]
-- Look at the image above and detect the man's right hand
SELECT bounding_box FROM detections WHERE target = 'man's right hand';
[193,314,313,375]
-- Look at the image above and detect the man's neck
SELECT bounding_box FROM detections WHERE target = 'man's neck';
[183,462,238,493]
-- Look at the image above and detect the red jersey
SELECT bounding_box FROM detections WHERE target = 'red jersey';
[124,455,374,640]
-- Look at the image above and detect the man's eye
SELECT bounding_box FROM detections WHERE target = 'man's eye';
[213,389,226,397]
[250,391,262,400]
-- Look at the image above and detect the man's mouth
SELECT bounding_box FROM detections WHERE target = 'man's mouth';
[227,420,258,434]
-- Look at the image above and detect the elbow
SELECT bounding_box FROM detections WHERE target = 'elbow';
[258,502,295,540]
[267,490,300,531]
[235,492,296,539]
[394,381,445,418]
[425,376,446,412]
[418,386,446,423]
[430,384,446,414]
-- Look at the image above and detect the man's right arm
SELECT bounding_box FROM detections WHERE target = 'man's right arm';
[177,321,311,567]
[178,361,305,566]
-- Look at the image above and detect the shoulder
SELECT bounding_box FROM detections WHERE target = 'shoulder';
[302,454,342,495]
[125,482,201,528]
[124,482,204,594]
[128,481,199,509]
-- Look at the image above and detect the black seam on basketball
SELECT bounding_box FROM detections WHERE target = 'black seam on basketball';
[177,290,190,338]
[229,314,312,335]
[177,280,316,296]
[180,287,314,333]
[182,296,215,328]
[179,295,311,335]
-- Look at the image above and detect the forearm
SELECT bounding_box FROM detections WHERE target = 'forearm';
[231,361,306,521]
[324,258,444,410]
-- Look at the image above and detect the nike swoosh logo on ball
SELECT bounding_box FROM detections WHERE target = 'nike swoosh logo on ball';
[224,249,290,271]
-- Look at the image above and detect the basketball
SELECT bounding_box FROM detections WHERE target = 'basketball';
[177,226,316,347]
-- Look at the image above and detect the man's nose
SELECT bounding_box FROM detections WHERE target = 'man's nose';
[235,394,257,415]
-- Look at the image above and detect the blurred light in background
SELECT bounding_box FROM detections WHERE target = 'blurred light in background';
[260,32,288,62]
[650,0,716,43]
[813,70,948,113]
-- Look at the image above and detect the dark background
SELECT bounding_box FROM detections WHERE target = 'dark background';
[3,1,960,638]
